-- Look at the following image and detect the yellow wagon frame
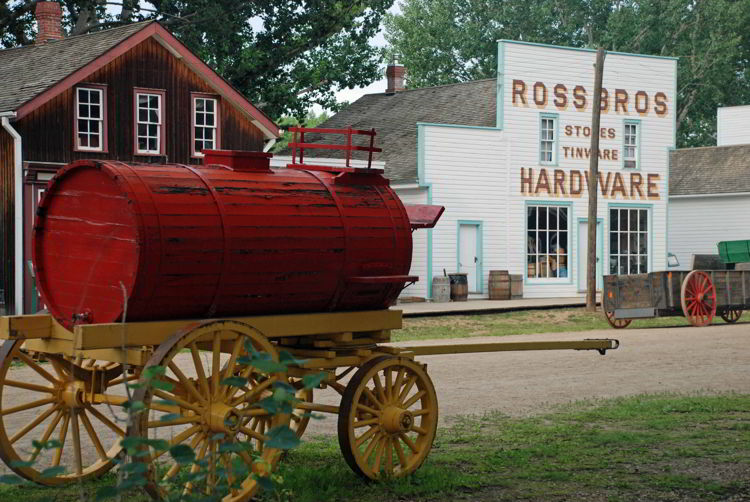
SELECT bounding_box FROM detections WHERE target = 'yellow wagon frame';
[0,310,618,501]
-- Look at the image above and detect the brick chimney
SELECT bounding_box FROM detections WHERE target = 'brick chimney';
[35,1,64,44]
[385,60,406,94]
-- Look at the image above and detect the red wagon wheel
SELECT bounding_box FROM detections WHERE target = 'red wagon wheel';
[604,310,632,329]
[680,270,717,327]
[720,309,742,323]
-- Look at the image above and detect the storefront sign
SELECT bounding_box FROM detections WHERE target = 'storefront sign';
[512,79,669,117]
[520,167,660,200]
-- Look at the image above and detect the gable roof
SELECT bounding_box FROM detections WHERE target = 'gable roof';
[670,144,750,196]
[0,22,147,113]
[293,79,497,185]
[0,21,278,138]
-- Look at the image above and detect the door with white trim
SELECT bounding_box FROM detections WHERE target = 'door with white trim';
[459,223,480,293]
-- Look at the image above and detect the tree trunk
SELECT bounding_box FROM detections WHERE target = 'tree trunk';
[586,48,606,312]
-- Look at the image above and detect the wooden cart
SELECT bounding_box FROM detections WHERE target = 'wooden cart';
[0,310,618,501]
[602,269,750,328]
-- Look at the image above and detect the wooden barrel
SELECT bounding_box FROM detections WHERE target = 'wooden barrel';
[488,270,510,300]
[431,276,451,303]
[510,274,523,299]
[448,273,468,301]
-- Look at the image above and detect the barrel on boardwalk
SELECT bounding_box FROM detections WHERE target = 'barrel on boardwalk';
[488,270,510,300]
[431,276,451,303]
[448,273,468,301]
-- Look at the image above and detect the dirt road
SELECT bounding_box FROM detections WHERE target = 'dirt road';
[0,322,747,475]
[303,322,750,435]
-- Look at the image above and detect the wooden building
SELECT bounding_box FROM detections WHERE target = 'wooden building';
[302,41,677,300]
[0,2,279,314]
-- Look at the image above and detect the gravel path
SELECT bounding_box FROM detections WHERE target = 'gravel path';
[1,322,747,475]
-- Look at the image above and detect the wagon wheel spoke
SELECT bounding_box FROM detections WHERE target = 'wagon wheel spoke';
[339,357,438,480]
[681,271,716,327]
[0,341,125,485]
[129,321,289,502]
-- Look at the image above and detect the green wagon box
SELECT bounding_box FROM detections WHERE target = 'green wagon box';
[717,240,750,264]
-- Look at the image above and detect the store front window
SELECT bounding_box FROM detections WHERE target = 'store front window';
[609,207,648,274]
[527,205,569,279]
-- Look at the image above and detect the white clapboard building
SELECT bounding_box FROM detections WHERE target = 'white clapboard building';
[667,106,750,268]
[297,41,677,299]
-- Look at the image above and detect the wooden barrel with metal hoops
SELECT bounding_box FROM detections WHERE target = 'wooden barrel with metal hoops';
[488,270,511,300]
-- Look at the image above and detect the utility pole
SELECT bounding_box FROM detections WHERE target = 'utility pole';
[586,48,606,311]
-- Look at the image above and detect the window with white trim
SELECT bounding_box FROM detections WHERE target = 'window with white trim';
[609,208,648,275]
[193,96,218,156]
[527,205,569,279]
[76,87,104,151]
[136,92,162,154]
[624,122,639,168]
[540,116,556,164]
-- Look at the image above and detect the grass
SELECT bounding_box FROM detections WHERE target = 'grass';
[2,393,748,502]
[393,307,739,342]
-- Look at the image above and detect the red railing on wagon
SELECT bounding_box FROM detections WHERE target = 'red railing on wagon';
[287,126,382,172]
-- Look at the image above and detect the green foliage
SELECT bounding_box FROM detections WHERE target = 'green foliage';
[385,0,750,147]
[272,111,331,153]
[0,342,326,502]
[0,1,394,118]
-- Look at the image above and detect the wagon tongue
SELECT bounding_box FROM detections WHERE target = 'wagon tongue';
[404,204,445,229]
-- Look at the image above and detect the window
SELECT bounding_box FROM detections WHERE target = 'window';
[192,95,219,157]
[540,115,557,164]
[527,205,569,279]
[609,207,648,275]
[75,87,105,151]
[623,122,639,168]
[134,90,164,155]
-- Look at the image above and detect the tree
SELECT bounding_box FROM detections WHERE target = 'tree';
[1,0,394,119]
[272,110,331,153]
[384,0,750,147]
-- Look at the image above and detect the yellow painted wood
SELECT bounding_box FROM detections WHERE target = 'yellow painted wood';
[73,310,403,350]
[284,348,337,359]
[295,401,339,414]
[398,339,619,356]
[300,356,362,369]
[23,339,151,366]
[0,314,73,340]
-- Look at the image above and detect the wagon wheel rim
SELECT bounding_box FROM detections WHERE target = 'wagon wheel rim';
[720,309,742,323]
[0,340,127,485]
[338,356,438,480]
[130,320,290,502]
[680,270,717,327]
[290,382,313,439]
[604,310,632,329]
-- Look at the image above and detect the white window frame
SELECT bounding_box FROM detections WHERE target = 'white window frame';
[192,95,219,157]
[539,114,558,165]
[75,87,105,152]
[526,204,570,281]
[609,207,649,275]
[135,91,163,155]
[623,121,639,169]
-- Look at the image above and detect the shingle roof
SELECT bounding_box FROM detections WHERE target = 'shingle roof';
[670,144,750,196]
[0,21,151,112]
[292,79,497,184]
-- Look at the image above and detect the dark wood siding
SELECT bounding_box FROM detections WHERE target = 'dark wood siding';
[17,37,266,164]
[0,127,14,313]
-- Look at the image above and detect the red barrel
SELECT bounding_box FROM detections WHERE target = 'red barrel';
[33,152,413,329]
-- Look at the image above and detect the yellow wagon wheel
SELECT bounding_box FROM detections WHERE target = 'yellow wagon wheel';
[130,320,290,502]
[0,340,131,485]
[338,356,438,480]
